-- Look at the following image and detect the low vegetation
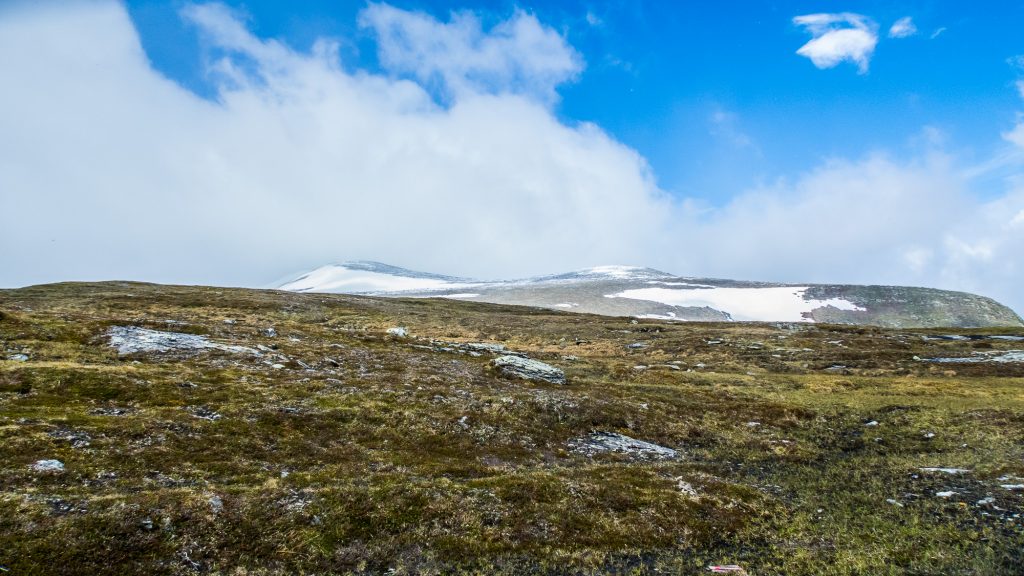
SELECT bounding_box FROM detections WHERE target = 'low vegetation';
[1,282,1022,575]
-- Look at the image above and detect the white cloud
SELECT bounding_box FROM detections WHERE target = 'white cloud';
[0,1,666,287]
[793,13,878,73]
[358,3,582,104]
[1,1,1023,316]
[930,27,947,40]
[888,16,917,38]
[1005,114,1024,149]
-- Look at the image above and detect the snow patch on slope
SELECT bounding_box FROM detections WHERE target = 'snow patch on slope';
[279,264,480,294]
[607,286,865,322]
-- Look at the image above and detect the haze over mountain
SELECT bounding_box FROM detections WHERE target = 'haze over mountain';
[279,262,1023,328]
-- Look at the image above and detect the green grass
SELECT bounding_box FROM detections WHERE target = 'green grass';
[1,281,1023,574]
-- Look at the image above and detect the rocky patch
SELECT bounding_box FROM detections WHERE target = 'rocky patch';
[569,431,678,460]
[108,326,260,356]
[492,355,566,384]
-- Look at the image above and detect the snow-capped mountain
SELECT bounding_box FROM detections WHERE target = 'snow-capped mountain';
[276,261,1023,328]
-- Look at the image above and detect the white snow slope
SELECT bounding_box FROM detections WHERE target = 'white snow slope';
[278,264,480,294]
[607,286,865,322]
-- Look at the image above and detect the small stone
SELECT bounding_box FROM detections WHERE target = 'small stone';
[188,406,222,421]
[935,490,957,498]
[31,459,64,473]
[7,353,29,362]
[271,363,285,370]
[864,421,879,427]
[919,467,970,475]
[263,327,278,337]
[923,432,936,439]
[386,327,408,338]
[676,479,699,499]
[208,495,224,514]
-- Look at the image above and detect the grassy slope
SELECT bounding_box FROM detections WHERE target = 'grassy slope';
[1,281,1023,575]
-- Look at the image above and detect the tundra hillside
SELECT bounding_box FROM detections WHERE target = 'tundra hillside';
[1,282,1023,575]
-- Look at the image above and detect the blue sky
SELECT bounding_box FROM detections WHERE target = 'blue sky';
[2,1,1023,313]
[126,0,1024,201]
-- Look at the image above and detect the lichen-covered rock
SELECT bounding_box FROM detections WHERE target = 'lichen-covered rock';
[492,355,565,384]
[108,326,260,356]
[387,326,408,337]
[569,431,677,459]
[32,459,65,473]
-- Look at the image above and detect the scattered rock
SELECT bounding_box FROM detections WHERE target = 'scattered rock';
[208,494,224,514]
[935,490,957,498]
[708,565,746,574]
[923,432,936,439]
[461,342,507,354]
[864,420,879,427]
[676,478,699,498]
[187,406,222,421]
[386,326,408,337]
[31,459,64,473]
[263,327,278,338]
[108,326,260,356]
[492,356,566,384]
[90,407,131,416]
[569,431,677,460]
[7,353,29,362]
[48,427,91,448]
[919,467,970,475]
[627,342,648,349]
[1000,484,1024,491]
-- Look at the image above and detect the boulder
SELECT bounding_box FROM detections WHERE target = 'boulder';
[569,431,677,460]
[492,355,565,384]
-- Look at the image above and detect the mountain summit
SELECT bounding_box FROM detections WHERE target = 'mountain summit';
[278,262,1023,328]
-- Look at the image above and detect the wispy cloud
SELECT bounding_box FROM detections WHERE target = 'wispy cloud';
[888,16,917,39]
[930,27,947,39]
[793,13,878,73]
[358,3,582,105]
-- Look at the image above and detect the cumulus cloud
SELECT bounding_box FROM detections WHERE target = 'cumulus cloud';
[1,1,1024,315]
[0,1,667,287]
[358,3,582,104]
[793,13,878,73]
[888,16,917,38]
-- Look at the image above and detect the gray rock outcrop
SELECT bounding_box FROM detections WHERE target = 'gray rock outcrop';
[492,355,566,384]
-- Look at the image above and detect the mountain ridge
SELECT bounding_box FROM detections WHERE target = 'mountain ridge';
[277,261,1023,328]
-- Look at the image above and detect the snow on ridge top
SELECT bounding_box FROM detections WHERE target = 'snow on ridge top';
[607,286,866,322]
[279,264,481,295]
[585,265,648,278]
[532,265,676,283]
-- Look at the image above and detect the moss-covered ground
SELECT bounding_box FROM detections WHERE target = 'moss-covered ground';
[1,282,1022,575]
